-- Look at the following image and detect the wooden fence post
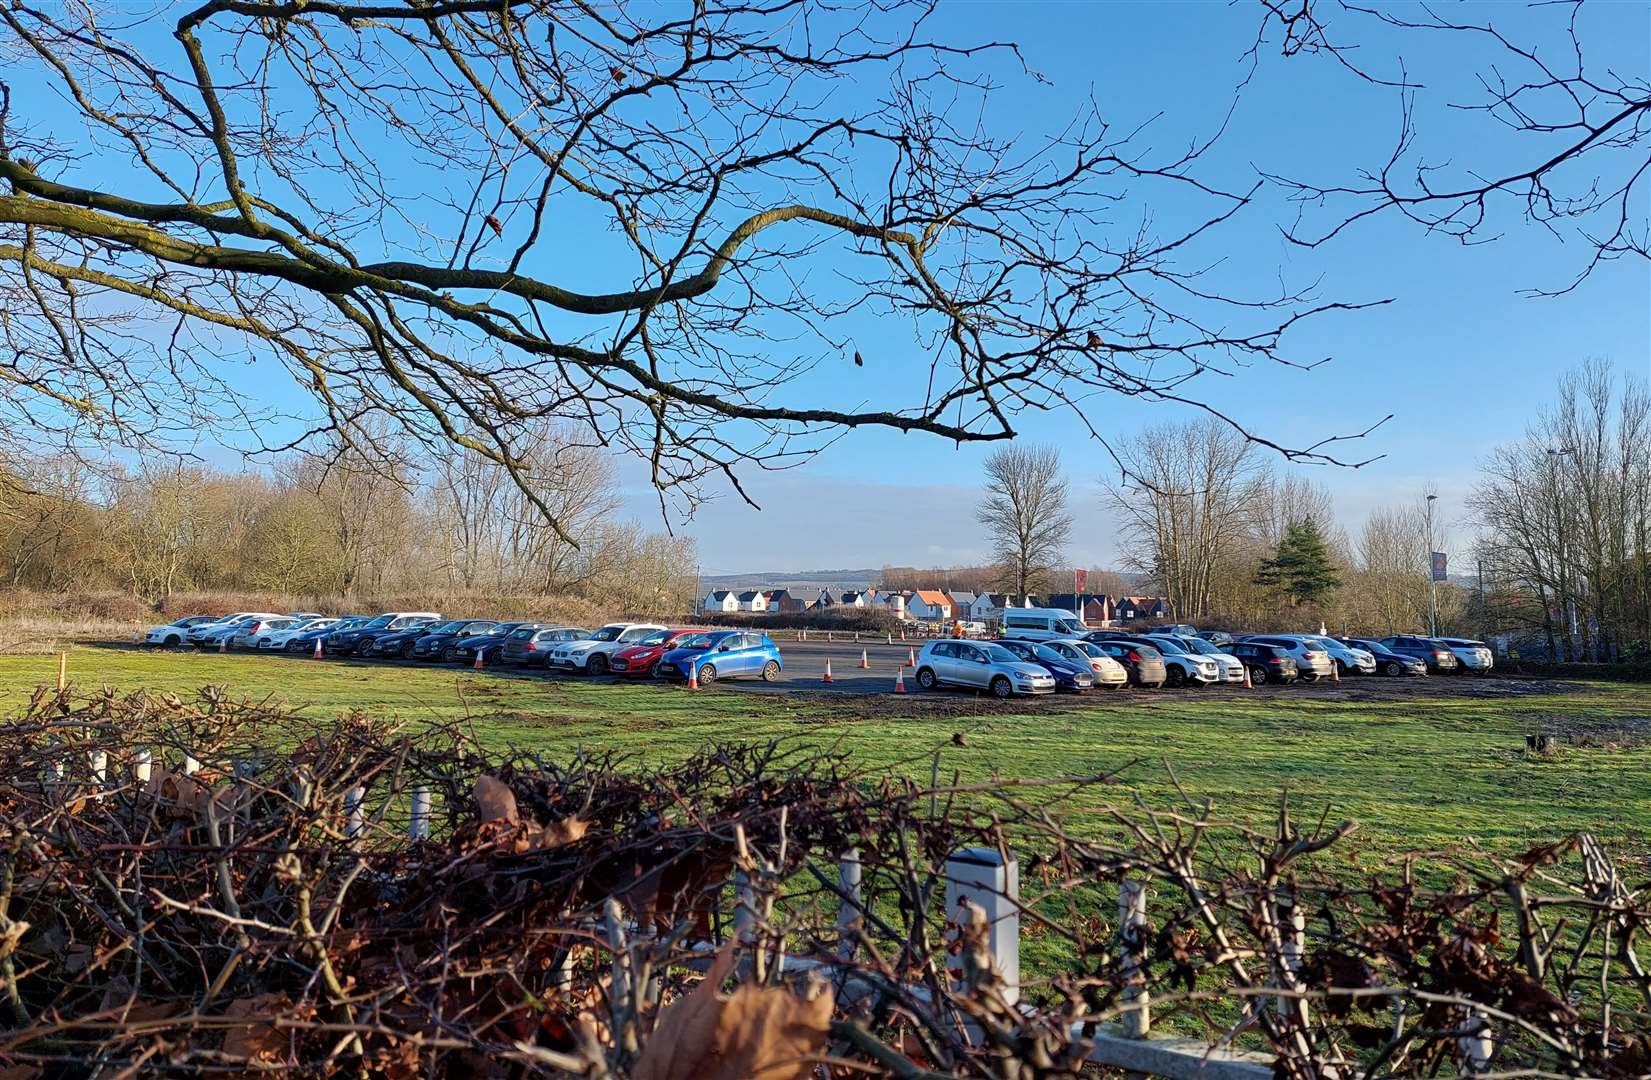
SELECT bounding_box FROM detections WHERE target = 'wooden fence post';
[945,846,1020,1004]
[837,848,862,961]
[1119,878,1151,1038]
[409,786,432,840]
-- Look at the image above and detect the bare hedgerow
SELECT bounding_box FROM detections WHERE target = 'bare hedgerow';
[0,687,1643,1077]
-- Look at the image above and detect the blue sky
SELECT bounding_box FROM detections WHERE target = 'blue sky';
[18,0,1647,575]
[654,0,1650,572]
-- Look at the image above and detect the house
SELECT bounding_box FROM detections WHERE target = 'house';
[969,593,1040,624]
[876,591,908,619]
[809,589,835,610]
[701,589,739,614]
[1045,593,1115,626]
[1114,595,1173,623]
[736,590,768,612]
[906,590,953,622]
[840,590,874,608]
[765,589,805,614]
[949,591,979,619]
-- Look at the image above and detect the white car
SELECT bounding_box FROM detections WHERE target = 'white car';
[229,616,302,649]
[914,639,1056,697]
[1438,638,1495,674]
[1138,635,1224,687]
[1163,635,1246,682]
[257,617,341,650]
[1239,635,1335,680]
[143,616,219,647]
[1042,639,1130,688]
[547,622,668,675]
[1301,635,1376,676]
[188,612,284,646]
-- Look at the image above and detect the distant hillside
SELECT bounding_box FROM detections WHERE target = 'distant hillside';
[699,568,880,591]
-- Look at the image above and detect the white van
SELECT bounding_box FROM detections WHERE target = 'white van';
[999,607,1088,641]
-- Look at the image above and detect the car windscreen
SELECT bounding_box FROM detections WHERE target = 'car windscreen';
[460,621,496,633]
[675,633,717,649]
[1054,618,1086,635]
[1148,637,1186,654]
[506,627,536,640]
[981,644,1020,663]
[1132,645,1162,659]
[1032,645,1067,664]
[638,630,674,645]
[362,615,394,628]
[1181,638,1217,654]
[590,626,624,642]
[428,620,466,633]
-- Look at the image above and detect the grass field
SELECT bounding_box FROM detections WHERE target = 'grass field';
[10,645,1651,860]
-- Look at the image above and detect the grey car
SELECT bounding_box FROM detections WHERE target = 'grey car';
[913,640,1056,698]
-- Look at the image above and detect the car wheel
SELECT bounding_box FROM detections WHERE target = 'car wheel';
[990,675,1013,699]
[401,641,416,659]
[1165,666,1185,688]
[915,666,937,690]
[698,663,717,683]
[1384,661,1403,677]
[587,653,608,676]
[443,646,458,663]
[761,660,780,682]
[164,634,181,647]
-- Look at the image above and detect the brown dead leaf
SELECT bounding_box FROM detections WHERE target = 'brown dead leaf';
[0,1065,42,1080]
[475,774,519,825]
[221,992,296,1064]
[513,817,589,853]
[634,943,833,1080]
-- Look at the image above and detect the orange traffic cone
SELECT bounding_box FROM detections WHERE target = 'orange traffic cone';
[688,662,700,690]
[1242,665,1253,689]
[473,648,485,670]
[314,636,323,659]
[1332,662,1341,683]
[859,649,869,669]
[218,636,227,654]
[894,667,906,693]
[907,647,917,667]
[823,659,833,683]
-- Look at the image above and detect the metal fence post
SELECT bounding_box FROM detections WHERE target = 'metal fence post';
[837,848,863,961]
[1119,878,1151,1037]
[409,785,431,840]
[945,846,1020,1004]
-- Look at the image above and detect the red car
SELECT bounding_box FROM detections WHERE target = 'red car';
[608,629,697,677]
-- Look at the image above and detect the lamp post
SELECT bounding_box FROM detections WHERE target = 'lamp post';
[1425,494,1439,637]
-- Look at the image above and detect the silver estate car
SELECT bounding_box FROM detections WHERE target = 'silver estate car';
[914,640,1056,698]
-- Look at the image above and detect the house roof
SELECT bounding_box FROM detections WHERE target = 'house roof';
[1046,593,1113,610]
[706,590,732,602]
[912,590,951,606]
[736,590,763,602]
[950,590,978,606]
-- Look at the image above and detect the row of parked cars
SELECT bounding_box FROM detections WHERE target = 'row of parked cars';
[143,611,787,683]
[908,607,1495,697]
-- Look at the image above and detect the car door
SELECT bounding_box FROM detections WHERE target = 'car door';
[924,642,956,684]
[955,643,993,688]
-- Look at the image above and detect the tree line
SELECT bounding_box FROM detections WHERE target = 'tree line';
[0,427,700,614]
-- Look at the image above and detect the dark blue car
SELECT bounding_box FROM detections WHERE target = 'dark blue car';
[286,616,369,653]
[993,639,1096,692]
[449,622,539,665]
[655,630,782,684]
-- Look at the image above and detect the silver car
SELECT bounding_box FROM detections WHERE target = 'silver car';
[1301,635,1376,676]
[914,640,1056,698]
[1241,635,1335,680]
[1438,638,1495,674]
[1164,635,1246,682]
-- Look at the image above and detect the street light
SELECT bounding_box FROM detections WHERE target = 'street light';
[1425,494,1439,637]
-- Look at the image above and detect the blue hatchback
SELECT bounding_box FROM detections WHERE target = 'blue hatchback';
[655,630,783,684]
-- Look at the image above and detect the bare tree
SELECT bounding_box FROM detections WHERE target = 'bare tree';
[977,445,1071,596]
[0,0,1392,537]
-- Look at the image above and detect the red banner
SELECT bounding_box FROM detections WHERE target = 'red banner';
[1074,568,1088,594]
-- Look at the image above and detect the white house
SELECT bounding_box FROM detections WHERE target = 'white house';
[702,589,739,614]
[970,593,1039,624]
[906,590,953,622]
[736,590,768,612]
[840,590,874,608]
[809,589,835,610]
[949,591,978,618]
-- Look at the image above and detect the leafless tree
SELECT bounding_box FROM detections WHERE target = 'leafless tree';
[0,0,1392,538]
[977,444,1071,596]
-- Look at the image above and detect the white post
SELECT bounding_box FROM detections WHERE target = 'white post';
[1458,1012,1493,1074]
[133,748,152,784]
[88,749,107,785]
[345,785,366,839]
[409,785,431,840]
[182,754,200,776]
[1119,878,1151,1037]
[1276,891,1308,1029]
[945,846,1020,1004]
[837,848,863,961]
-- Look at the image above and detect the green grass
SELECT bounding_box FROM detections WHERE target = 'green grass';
[12,646,1651,858]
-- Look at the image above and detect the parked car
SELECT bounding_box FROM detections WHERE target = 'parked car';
[502,625,590,666]
[548,622,668,675]
[1164,635,1246,682]
[1042,639,1130,688]
[362,617,446,658]
[1301,635,1376,677]
[1437,637,1495,675]
[994,638,1095,692]
[228,616,302,649]
[1338,638,1427,677]
[610,629,698,677]
[1378,635,1461,674]
[1229,641,1300,684]
[655,630,783,684]
[324,612,441,656]
[409,619,501,661]
[1134,635,1224,687]
[142,615,218,647]
[1151,624,1203,639]
[1239,635,1335,681]
[287,617,369,653]
[449,623,538,665]
[1086,640,1167,688]
[1201,630,1236,647]
[187,612,281,646]
[257,617,341,650]
[998,607,1091,641]
[912,639,1056,697]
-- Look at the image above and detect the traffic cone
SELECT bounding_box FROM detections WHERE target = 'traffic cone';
[886,633,892,645]
[473,648,485,670]
[313,637,323,659]
[688,663,699,690]
[859,649,869,669]
[1242,666,1252,689]
[907,647,917,668]
[823,659,833,683]
[894,667,906,693]
[1332,662,1341,683]
[218,636,227,654]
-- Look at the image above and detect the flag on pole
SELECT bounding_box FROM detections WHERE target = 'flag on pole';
[1430,552,1448,582]
[1074,568,1088,594]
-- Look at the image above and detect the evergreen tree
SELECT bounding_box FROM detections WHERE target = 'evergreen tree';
[1255,517,1343,606]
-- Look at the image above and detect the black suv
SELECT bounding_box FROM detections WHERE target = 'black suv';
[1229,642,1299,684]
[1377,635,1459,673]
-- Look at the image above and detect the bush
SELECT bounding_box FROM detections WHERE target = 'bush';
[681,607,901,632]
